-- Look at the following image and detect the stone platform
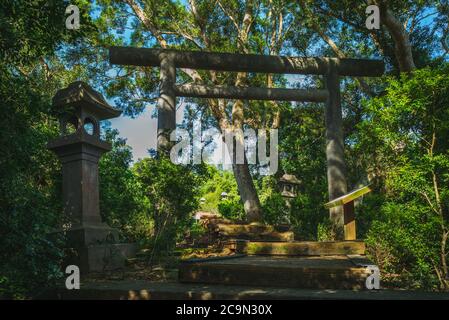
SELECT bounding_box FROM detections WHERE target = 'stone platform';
[65,243,137,272]
[213,223,294,241]
[226,240,365,256]
[52,280,449,300]
[47,240,449,300]
[179,255,373,290]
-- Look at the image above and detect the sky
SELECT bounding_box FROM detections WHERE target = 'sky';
[108,100,187,161]
[109,107,156,161]
[107,101,234,167]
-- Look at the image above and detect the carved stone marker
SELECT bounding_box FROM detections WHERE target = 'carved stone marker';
[48,81,136,272]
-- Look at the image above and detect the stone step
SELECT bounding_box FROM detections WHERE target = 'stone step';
[226,240,365,256]
[125,257,140,266]
[136,248,151,257]
[179,255,373,290]
[52,279,449,300]
[215,223,294,241]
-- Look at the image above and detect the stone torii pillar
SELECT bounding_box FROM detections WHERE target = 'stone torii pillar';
[324,60,348,236]
[157,55,176,154]
[47,81,136,272]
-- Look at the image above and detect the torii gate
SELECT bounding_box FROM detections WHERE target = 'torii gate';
[109,46,384,231]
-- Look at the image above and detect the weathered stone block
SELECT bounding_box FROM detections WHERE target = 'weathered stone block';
[215,223,294,241]
[227,240,366,256]
[179,255,373,290]
[65,243,137,273]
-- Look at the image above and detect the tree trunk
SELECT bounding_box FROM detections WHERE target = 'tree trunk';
[232,161,263,223]
[218,105,263,223]
[125,0,264,223]
[229,0,262,224]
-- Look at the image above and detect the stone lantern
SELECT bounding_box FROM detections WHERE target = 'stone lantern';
[220,192,228,200]
[278,173,301,226]
[47,81,136,272]
[279,173,301,199]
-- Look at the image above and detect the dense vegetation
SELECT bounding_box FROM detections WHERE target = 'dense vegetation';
[1,0,448,298]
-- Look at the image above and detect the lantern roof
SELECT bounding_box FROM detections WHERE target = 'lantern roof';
[280,173,301,185]
[52,81,121,120]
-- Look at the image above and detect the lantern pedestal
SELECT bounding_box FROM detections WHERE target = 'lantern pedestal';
[48,82,136,273]
[63,243,137,273]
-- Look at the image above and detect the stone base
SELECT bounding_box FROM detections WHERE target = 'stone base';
[49,224,137,273]
[214,223,294,242]
[225,240,366,256]
[51,280,449,300]
[179,255,374,290]
[65,243,137,273]
[57,223,120,247]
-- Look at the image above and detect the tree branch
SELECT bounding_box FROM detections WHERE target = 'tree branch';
[375,0,416,72]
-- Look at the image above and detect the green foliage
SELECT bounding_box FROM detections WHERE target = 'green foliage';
[199,166,245,219]
[258,176,288,225]
[355,66,449,290]
[0,0,80,299]
[0,0,101,299]
[317,219,336,242]
[217,199,244,220]
[1,0,448,298]
[133,157,201,257]
[1,1,69,65]
[261,192,288,225]
[99,129,150,242]
[188,221,208,240]
[277,105,329,240]
[365,203,441,289]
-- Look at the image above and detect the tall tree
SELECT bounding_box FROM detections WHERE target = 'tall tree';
[299,0,448,73]
[91,0,298,222]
